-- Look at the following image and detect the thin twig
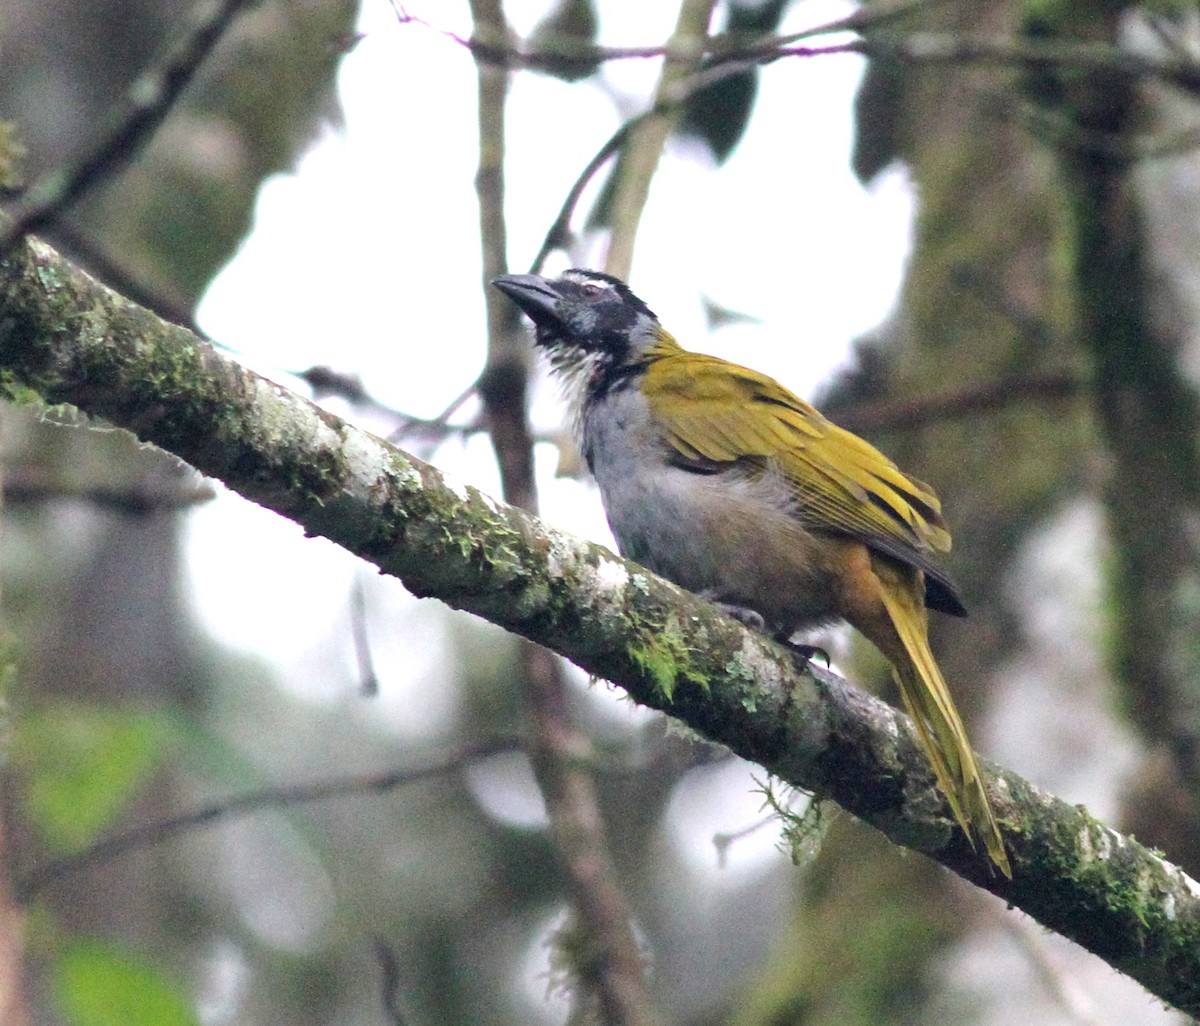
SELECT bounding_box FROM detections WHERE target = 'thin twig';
[711,814,776,868]
[388,380,479,446]
[0,0,261,257]
[392,0,1200,101]
[995,904,1107,1026]
[16,738,523,903]
[291,367,483,452]
[391,0,938,72]
[531,119,635,274]
[949,265,1058,353]
[531,52,767,272]
[350,577,380,697]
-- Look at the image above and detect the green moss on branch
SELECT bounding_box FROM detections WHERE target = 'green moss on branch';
[3,232,1200,1014]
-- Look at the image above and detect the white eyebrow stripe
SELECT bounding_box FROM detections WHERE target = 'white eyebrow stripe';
[564,270,616,291]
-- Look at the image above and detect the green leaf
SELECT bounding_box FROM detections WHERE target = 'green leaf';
[15,702,172,852]
[54,939,198,1026]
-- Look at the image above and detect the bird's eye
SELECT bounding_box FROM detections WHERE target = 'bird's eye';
[581,283,601,298]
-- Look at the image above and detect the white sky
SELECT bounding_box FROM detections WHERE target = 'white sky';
[188,0,912,706]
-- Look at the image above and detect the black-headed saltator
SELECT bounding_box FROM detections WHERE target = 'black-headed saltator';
[492,269,1009,878]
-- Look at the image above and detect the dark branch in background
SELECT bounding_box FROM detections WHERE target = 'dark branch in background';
[2,467,216,515]
[0,0,260,257]
[532,118,634,273]
[531,52,772,273]
[16,738,523,903]
[393,1,1200,101]
[950,265,1061,353]
[389,381,480,448]
[350,577,380,696]
[834,372,1086,435]
[297,366,477,453]
[296,367,565,459]
[373,939,409,1026]
[393,0,939,73]
[469,0,661,1021]
[6,232,1200,1017]
[856,33,1200,97]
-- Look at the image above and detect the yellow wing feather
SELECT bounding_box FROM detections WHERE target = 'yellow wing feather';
[642,338,951,560]
[640,336,1008,874]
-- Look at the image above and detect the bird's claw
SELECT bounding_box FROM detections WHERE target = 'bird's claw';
[784,642,831,669]
[706,598,829,668]
[709,599,767,633]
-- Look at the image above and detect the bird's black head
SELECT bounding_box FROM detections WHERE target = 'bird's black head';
[491,270,659,365]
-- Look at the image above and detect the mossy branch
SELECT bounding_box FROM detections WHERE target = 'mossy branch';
[3,233,1200,1015]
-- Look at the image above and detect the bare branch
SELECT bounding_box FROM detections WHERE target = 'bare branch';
[833,371,1086,435]
[2,468,216,515]
[531,52,766,273]
[532,119,632,274]
[391,2,1200,102]
[17,737,523,903]
[373,939,410,1026]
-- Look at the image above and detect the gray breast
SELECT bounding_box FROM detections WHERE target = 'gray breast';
[579,386,835,635]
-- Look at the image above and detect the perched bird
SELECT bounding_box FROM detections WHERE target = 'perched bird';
[492,268,1010,878]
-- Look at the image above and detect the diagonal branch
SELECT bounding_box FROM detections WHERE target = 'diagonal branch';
[3,232,1200,1016]
[16,738,523,903]
[0,0,262,256]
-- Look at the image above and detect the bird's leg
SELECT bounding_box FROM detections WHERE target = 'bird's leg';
[705,595,831,669]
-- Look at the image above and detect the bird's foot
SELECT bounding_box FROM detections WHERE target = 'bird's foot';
[707,598,768,633]
[705,597,829,668]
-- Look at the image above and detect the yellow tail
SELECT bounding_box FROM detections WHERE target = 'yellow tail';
[876,575,1011,878]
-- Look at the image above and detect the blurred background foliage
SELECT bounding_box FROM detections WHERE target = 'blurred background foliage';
[3,0,1200,1024]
